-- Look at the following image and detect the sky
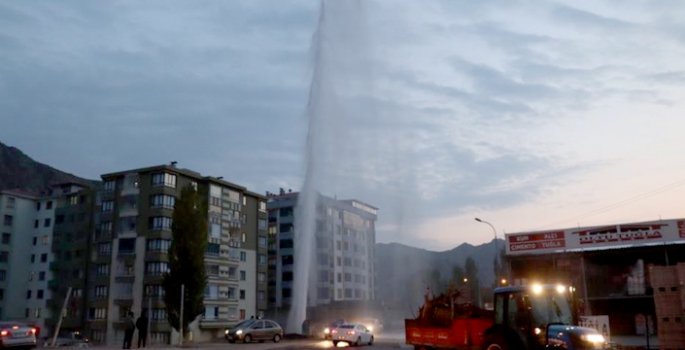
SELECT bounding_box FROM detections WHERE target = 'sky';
[2,0,685,251]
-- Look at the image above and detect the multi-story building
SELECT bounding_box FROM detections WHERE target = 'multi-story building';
[266,190,377,323]
[94,163,267,345]
[0,183,94,336]
[0,189,39,322]
[47,182,100,339]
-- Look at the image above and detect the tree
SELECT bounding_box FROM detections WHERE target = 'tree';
[464,257,480,304]
[162,185,208,334]
[451,265,465,285]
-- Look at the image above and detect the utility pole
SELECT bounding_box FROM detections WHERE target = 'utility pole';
[475,218,500,283]
[179,285,185,347]
[51,286,73,347]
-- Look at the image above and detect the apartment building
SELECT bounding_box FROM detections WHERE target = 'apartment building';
[94,163,266,345]
[266,191,377,321]
[47,182,100,338]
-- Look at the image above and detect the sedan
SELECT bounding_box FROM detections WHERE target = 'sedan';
[225,319,284,344]
[331,323,374,347]
[0,322,37,349]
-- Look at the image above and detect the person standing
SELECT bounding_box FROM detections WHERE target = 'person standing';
[123,312,136,349]
[136,311,149,348]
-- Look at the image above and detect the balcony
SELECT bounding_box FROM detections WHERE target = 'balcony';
[227,248,240,261]
[114,297,133,307]
[119,204,138,218]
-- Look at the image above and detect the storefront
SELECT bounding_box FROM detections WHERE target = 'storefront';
[504,218,685,336]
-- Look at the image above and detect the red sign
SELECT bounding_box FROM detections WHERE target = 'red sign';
[679,221,685,238]
[508,231,565,252]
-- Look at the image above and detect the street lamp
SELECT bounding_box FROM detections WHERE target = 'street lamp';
[475,218,499,283]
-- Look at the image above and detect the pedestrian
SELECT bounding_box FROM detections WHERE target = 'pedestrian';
[136,311,149,348]
[123,311,136,349]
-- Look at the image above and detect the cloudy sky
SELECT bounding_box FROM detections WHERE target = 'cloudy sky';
[2,0,685,250]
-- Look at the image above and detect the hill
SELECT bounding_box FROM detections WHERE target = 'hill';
[374,239,505,312]
[0,141,95,193]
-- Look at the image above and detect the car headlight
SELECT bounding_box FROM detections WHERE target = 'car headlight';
[582,334,605,343]
[236,330,243,335]
[324,328,330,334]
[367,326,373,332]
[224,330,229,335]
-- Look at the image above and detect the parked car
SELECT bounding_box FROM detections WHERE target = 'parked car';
[0,322,37,349]
[224,319,284,344]
[323,319,346,340]
[331,323,374,347]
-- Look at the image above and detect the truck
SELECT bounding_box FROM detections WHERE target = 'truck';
[406,284,607,350]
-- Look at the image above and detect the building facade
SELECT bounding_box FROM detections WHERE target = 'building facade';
[93,163,266,345]
[504,218,685,337]
[266,191,377,324]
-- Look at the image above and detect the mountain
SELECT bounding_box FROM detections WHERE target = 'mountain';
[0,141,96,193]
[374,239,505,313]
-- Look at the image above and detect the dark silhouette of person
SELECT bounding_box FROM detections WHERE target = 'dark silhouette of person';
[123,312,136,349]
[136,311,149,348]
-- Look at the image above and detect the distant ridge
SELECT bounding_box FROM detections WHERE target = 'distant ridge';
[0,141,97,193]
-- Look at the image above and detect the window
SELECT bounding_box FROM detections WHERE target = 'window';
[280,239,293,249]
[152,173,176,188]
[345,289,352,298]
[6,197,15,209]
[206,243,220,256]
[151,308,166,321]
[37,290,44,299]
[94,264,109,277]
[206,265,219,276]
[1,233,9,244]
[258,236,267,248]
[39,271,45,281]
[241,233,246,243]
[282,255,293,266]
[101,200,114,213]
[94,286,108,298]
[118,238,135,255]
[0,251,9,263]
[240,252,246,262]
[3,215,12,227]
[146,239,171,252]
[36,202,41,211]
[26,290,32,299]
[144,285,165,298]
[210,223,220,239]
[259,201,266,212]
[89,308,107,320]
[41,235,49,245]
[34,220,39,228]
[259,290,265,301]
[28,272,34,281]
[40,253,47,262]
[149,217,172,230]
[0,289,3,300]
[32,237,37,245]
[258,272,266,283]
[337,257,341,266]
[34,308,41,318]
[337,273,342,283]
[259,254,266,267]
[98,243,111,256]
[240,290,245,300]
[345,273,352,282]
[145,262,169,276]
[0,270,5,281]
[282,288,291,298]
[46,201,52,210]
[25,309,29,318]
[228,287,237,300]
[344,257,351,266]
[150,194,176,209]
[282,272,293,281]
[204,284,218,299]
[100,222,112,233]
[30,255,35,263]
[258,219,267,231]
[103,180,115,192]
[240,270,246,281]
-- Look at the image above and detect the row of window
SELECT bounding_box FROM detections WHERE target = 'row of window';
[26,289,45,299]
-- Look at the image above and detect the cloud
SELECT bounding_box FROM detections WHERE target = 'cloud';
[2,0,685,249]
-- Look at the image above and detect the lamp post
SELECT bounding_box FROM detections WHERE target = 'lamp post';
[475,218,500,285]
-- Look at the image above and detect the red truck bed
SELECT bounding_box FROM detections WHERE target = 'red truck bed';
[405,318,493,349]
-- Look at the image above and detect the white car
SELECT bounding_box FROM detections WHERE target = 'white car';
[331,323,374,347]
[0,322,37,349]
